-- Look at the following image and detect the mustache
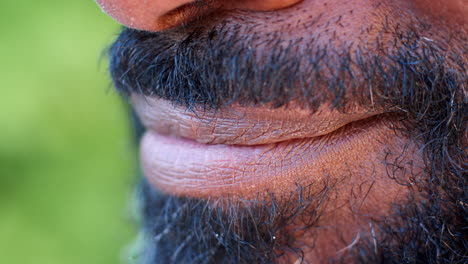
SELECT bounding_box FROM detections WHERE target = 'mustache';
[108,23,466,114]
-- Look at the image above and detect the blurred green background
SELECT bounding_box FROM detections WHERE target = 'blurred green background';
[0,1,136,263]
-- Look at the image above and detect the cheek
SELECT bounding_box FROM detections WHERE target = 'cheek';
[410,0,468,25]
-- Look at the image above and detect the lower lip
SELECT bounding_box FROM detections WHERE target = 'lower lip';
[140,116,393,199]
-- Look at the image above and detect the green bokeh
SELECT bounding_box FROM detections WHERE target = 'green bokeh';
[0,1,136,263]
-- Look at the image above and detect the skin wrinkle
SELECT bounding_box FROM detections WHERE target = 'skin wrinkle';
[104,0,467,262]
[133,95,382,146]
[141,114,417,206]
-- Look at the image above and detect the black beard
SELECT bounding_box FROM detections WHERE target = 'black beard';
[109,14,467,264]
[135,158,467,264]
[136,178,334,264]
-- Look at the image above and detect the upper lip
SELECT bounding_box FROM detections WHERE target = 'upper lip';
[132,94,383,145]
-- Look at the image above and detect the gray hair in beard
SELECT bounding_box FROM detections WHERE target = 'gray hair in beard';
[109,17,467,264]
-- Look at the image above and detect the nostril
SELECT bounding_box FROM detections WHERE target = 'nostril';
[95,0,196,31]
[95,0,303,32]
[156,1,219,31]
[234,0,303,11]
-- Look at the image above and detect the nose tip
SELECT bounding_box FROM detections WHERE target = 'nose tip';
[96,0,303,32]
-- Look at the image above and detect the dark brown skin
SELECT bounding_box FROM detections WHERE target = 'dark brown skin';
[96,0,467,262]
[96,0,303,31]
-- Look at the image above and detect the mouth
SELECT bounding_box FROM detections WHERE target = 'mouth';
[133,95,394,199]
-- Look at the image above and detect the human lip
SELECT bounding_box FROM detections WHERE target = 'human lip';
[133,95,386,199]
[132,95,381,145]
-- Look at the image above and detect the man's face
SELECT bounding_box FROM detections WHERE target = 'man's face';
[96,0,467,263]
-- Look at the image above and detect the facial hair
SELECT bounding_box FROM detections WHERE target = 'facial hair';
[109,13,467,264]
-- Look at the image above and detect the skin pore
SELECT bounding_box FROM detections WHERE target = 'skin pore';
[96,0,467,263]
